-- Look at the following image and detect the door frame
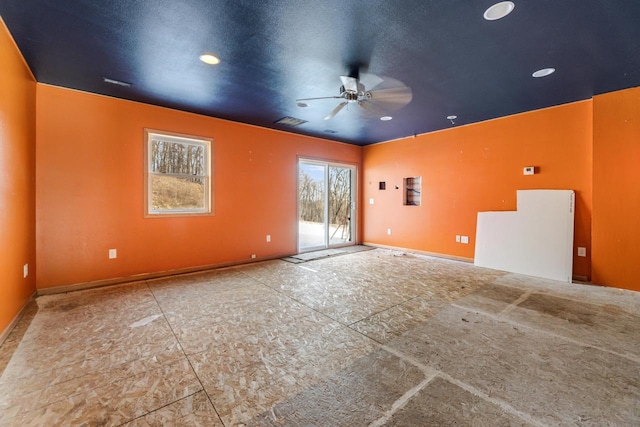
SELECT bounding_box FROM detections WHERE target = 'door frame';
[297,157,357,253]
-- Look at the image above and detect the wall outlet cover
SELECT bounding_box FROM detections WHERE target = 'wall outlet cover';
[461,236,469,244]
[109,249,117,259]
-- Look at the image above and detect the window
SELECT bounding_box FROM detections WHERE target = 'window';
[145,129,212,216]
[403,176,421,206]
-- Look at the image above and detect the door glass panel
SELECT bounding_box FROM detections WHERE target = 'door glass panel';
[328,166,353,246]
[298,162,326,251]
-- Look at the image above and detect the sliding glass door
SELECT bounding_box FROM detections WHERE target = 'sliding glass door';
[298,159,356,252]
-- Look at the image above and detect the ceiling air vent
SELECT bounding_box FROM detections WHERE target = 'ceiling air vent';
[274,116,307,127]
[103,77,132,87]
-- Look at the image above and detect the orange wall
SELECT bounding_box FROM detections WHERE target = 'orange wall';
[36,85,361,289]
[363,101,593,279]
[0,19,37,335]
[592,87,640,291]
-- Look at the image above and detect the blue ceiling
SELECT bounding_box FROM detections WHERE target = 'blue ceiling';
[2,1,640,145]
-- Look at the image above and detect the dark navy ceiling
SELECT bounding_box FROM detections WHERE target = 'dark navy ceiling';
[3,1,640,145]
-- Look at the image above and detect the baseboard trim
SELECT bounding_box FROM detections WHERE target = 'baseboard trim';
[0,291,36,346]
[37,253,294,296]
[362,242,474,263]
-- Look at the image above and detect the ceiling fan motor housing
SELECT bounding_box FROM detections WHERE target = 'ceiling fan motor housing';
[340,81,366,102]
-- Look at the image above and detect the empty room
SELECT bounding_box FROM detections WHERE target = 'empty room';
[1,1,639,425]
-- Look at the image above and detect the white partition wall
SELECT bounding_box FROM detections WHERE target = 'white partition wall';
[474,190,575,282]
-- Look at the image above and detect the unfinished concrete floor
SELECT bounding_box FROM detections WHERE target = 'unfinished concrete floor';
[1,249,639,426]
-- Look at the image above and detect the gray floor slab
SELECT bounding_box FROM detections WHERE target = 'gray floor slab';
[387,377,532,427]
[388,305,640,426]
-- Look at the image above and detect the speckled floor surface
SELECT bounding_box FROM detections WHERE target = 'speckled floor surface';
[1,249,639,426]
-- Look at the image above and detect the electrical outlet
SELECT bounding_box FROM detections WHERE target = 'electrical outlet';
[369,198,375,205]
[23,264,28,278]
[109,249,117,259]
[456,235,461,243]
[251,254,257,259]
[266,234,271,242]
[461,236,469,244]
[577,247,586,257]
[387,228,392,235]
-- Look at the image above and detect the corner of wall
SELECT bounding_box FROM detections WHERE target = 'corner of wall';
[0,18,37,338]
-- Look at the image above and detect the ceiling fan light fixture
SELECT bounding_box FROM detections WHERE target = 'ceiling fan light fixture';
[483,1,515,21]
[380,116,393,121]
[532,68,556,78]
[199,54,220,65]
[446,115,457,120]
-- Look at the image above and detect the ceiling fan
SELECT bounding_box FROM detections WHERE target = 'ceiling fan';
[296,75,413,120]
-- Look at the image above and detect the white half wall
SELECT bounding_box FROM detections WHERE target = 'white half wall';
[474,189,575,283]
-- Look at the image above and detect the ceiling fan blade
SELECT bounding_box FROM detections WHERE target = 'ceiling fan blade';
[359,73,384,91]
[339,75,359,93]
[367,86,413,109]
[358,100,385,117]
[296,96,343,101]
[324,101,348,120]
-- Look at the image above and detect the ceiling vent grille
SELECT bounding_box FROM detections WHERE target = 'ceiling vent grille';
[274,116,307,127]
[103,77,132,87]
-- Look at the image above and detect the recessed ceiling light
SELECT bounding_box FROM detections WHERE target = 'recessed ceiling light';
[297,102,308,108]
[380,116,393,121]
[483,1,515,20]
[532,68,556,78]
[199,54,220,65]
[446,115,458,120]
